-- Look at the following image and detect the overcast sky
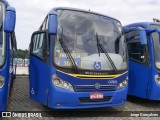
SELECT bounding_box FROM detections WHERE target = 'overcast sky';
[8,0,160,50]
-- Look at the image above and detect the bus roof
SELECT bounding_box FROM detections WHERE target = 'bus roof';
[49,7,121,23]
[124,22,160,29]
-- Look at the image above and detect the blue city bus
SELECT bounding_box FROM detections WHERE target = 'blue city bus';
[124,22,160,100]
[0,0,16,111]
[29,7,128,109]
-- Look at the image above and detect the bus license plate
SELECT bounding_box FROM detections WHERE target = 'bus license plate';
[90,93,104,100]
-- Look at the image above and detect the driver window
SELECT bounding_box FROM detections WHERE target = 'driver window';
[126,31,147,63]
[32,33,47,59]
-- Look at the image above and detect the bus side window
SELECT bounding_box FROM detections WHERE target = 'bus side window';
[11,33,17,57]
[9,34,13,66]
[31,32,47,60]
[10,34,13,51]
[127,31,146,63]
[152,32,160,61]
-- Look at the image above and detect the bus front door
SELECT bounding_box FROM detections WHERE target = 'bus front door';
[29,31,49,105]
[127,31,149,98]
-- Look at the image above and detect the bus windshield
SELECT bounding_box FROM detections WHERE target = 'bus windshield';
[54,10,127,72]
[0,1,5,66]
[150,24,160,69]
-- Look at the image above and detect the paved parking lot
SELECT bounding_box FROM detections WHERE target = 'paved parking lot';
[16,67,28,75]
[6,77,160,120]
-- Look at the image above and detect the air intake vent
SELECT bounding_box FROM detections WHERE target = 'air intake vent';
[74,85,116,92]
[79,96,112,103]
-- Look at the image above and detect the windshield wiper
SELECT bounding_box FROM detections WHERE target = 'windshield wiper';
[59,37,79,73]
[96,33,117,72]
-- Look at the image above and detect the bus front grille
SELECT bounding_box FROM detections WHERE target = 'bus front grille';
[79,96,112,103]
[74,85,117,92]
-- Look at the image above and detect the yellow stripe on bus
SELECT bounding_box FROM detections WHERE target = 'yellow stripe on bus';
[56,70,128,79]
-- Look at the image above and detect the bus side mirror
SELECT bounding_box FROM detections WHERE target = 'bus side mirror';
[48,11,57,34]
[4,7,16,33]
[139,31,147,45]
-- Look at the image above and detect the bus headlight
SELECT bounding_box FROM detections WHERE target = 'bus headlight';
[0,76,4,88]
[117,77,128,90]
[52,74,74,91]
[155,75,160,84]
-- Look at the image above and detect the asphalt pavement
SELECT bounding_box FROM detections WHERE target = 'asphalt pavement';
[6,77,160,120]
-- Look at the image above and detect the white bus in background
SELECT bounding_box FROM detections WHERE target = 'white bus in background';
[13,58,29,75]
[16,58,24,67]
[24,59,29,66]
[13,58,29,67]
[13,58,17,66]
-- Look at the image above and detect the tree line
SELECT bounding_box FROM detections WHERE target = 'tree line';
[17,49,29,59]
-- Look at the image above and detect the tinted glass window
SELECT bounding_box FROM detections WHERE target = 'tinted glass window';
[32,33,47,59]
[128,42,146,63]
[150,25,160,69]
[0,2,5,66]
[126,31,146,63]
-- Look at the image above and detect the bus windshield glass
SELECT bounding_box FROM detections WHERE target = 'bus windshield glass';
[54,9,127,72]
[0,1,5,66]
[150,24,160,69]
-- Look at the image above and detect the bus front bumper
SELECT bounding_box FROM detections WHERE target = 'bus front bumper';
[48,85,128,109]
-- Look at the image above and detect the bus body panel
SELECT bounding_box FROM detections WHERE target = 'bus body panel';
[0,67,10,111]
[0,34,10,111]
[147,65,160,100]
[48,84,128,109]
[29,41,128,108]
[125,22,160,100]
[55,71,128,86]
[47,70,128,109]
[128,60,149,98]
[29,55,50,105]
[0,0,16,111]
